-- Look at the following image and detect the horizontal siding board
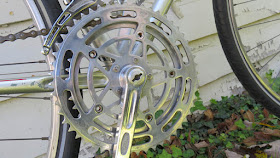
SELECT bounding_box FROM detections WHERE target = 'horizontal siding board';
[0,0,31,25]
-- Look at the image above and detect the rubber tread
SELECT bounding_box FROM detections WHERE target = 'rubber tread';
[213,0,280,117]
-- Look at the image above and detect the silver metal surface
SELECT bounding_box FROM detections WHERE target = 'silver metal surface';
[52,3,197,157]
[115,66,146,157]
[152,0,173,15]
[63,0,72,5]
[0,72,108,94]
[24,1,59,158]
[42,0,102,55]
[24,0,56,71]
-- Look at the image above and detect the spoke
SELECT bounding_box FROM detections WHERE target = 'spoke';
[0,96,50,100]
[16,24,35,33]
[234,0,257,6]
[0,137,49,141]
[246,33,280,53]
[0,60,46,66]
[258,50,280,72]
[0,70,50,77]
[239,18,280,30]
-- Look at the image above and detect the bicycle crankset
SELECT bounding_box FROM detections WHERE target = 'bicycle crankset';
[52,2,197,157]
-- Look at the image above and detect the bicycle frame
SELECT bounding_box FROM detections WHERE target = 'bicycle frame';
[2,0,173,95]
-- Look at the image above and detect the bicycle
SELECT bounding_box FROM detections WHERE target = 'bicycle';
[0,0,279,157]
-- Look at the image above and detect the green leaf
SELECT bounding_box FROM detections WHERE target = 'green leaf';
[183,149,195,158]
[147,150,155,158]
[158,149,172,158]
[197,155,207,158]
[235,119,246,129]
[190,101,207,113]
[194,100,204,107]
[96,148,101,155]
[239,132,246,139]
[180,139,187,145]
[204,121,214,129]
[221,96,228,101]
[163,143,169,147]
[155,110,164,119]
[226,141,234,149]
[195,91,200,99]
[270,119,278,125]
[198,147,206,154]
[210,99,218,104]
[208,138,214,144]
[135,120,145,128]
[171,146,183,158]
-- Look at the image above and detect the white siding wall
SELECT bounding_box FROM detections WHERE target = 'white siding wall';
[1,0,279,157]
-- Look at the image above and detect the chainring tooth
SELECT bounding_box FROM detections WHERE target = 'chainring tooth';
[52,2,197,156]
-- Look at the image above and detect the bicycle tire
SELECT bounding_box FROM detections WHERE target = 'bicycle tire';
[213,0,280,117]
[24,0,81,158]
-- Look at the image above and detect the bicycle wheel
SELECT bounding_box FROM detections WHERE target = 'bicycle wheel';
[213,0,280,117]
[0,0,80,157]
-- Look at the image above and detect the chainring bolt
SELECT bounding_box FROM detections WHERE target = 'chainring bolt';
[147,73,153,80]
[113,65,120,72]
[133,57,139,64]
[137,31,144,39]
[89,50,97,59]
[117,87,123,94]
[169,71,176,78]
[145,114,153,122]
[94,104,103,113]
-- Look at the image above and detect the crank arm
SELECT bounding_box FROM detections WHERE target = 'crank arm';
[114,66,147,157]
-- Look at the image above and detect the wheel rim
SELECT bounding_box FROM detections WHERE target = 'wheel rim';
[227,0,280,103]
[0,1,75,157]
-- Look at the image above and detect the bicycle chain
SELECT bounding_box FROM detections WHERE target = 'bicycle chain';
[0,29,50,44]
[0,18,103,44]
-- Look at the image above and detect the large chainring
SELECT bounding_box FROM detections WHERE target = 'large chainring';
[53,2,197,154]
